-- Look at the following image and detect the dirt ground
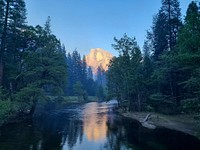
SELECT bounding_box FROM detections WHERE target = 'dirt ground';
[119,110,200,138]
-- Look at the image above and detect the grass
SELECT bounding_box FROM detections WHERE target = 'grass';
[62,96,99,103]
[47,96,99,104]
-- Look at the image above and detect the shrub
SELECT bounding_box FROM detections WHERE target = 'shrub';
[0,101,12,125]
[181,98,200,113]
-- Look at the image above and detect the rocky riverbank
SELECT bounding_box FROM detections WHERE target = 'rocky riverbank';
[119,110,200,138]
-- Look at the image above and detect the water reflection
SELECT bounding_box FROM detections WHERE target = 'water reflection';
[83,102,107,142]
[0,100,200,150]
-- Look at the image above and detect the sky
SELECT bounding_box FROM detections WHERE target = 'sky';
[24,0,193,56]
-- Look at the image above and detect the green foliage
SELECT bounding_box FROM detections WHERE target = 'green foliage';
[149,93,167,102]
[0,86,8,100]
[97,85,105,101]
[65,50,97,96]
[14,85,43,112]
[177,1,200,53]
[149,93,176,114]
[181,98,200,113]
[108,34,143,111]
[0,100,12,125]
[73,81,83,96]
[107,1,200,114]
[0,1,68,122]
[73,81,89,101]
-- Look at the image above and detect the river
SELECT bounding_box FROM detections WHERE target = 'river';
[0,100,200,150]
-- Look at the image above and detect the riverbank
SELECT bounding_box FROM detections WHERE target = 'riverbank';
[119,110,200,138]
[0,96,98,128]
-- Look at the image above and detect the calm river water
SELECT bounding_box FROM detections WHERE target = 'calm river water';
[0,100,200,150]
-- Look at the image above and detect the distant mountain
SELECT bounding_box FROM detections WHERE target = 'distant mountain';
[86,48,113,74]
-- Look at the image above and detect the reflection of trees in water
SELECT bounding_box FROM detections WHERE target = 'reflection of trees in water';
[105,116,200,150]
[104,116,129,150]
[0,123,41,150]
[33,110,84,150]
[62,119,83,149]
[104,115,154,150]
[2,103,200,150]
[105,116,164,150]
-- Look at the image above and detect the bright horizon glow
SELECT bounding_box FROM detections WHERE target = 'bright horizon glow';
[24,0,192,56]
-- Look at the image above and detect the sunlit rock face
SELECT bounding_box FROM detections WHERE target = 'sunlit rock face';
[86,48,113,74]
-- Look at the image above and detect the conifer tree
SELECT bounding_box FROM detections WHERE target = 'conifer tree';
[151,0,182,59]
[161,0,182,50]
[173,1,200,112]
[0,0,26,88]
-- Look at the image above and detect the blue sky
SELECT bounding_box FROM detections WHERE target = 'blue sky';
[24,0,192,56]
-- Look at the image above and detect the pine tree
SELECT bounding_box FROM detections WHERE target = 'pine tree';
[173,1,200,112]
[161,0,182,50]
[150,0,182,60]
[87,66,93,79]
[44,16,51,35]
[20,25,67,114]
[0,0,27,90]
[0,0,10,86]
[152,10,168,59]
[141,40,153,106]
[81,55,87,88]
[177,1,200,53]
[107,57,124,104]
[0,0,4,34]
[66,53,72,95]
[108,34,142,111]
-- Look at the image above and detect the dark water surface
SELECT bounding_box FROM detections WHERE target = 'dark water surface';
[0,100,200,150]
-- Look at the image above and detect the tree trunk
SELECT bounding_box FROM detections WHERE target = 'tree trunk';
[137,93,141,112]
[0,0,10,85]
[29,94,37,118]
[0,58,3,86]
[29,103,36,118]
[142,114,151,123]
[169,71,175,99]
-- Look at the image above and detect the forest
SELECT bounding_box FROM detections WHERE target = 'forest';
[0,0,200,127]
[107,0,200,114]
[0,0,107,125]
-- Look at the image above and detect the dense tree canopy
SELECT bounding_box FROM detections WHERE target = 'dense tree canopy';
[65,50,99,97]
[107,1,200,114]
[0,1,67,119]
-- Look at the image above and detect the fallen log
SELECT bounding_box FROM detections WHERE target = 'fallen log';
[142,113,151,123]
[141,113,156,129]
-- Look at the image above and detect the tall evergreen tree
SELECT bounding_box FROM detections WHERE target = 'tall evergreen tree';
[0,0,10,86]
[150,0,182,60]
[141,40,153,105]
[107,57,124,103]
[16,24,67,115]
[66,50,97,96]
[177,1,200,53]
[0,0,26,89]
[44,16,51,35]
[108,34,142,111]
[87,66,93,79]
[161,0,182,50]
[81,55,87,88]
[66,53,73,95]
[173,1,200,112]
[0,0,4,33]
[152,10,168,59]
